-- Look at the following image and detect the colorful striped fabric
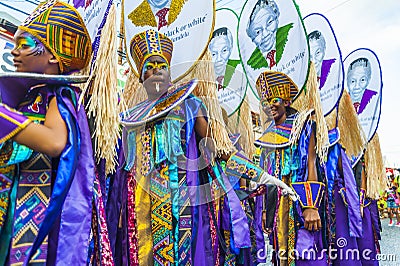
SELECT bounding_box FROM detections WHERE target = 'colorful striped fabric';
[256,71,298,101]
[255,114,296,148]
[130,29,173,74]
[19,0,92,73]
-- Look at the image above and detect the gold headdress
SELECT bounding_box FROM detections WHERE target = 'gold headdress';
[130,29,173,76]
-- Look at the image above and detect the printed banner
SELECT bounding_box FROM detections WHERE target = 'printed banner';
[0,0,39,18]
[123,0,215,81]
[215,0,258,113]
[0,34,15,73]
[209,8,247,116]
[0,0,111,45]
[238,0,309,100]
[343,48,382,142]
[66,0,112,42]
[216,0,245,15]
[303,13,344,116]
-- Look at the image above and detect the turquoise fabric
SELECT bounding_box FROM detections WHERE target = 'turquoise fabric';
[124,129,137,171]
[8,142,33,165]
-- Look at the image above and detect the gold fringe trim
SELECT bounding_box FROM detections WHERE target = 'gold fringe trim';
[168,0,187,25]
[338,90,366,158]
[182,51,235,156]
[258,99,270,132]
[292,62,329,161]
[127,0,157,28]
[364,133,387,199]
[85,4,121,174]
[227,95,255,158]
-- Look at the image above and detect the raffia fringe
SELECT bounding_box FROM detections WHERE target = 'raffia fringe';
[364,133,386,199]
[85,4,120,174]
[227,95,255,158]
[290,109,312,148]
[324,108,337,132]
[292,62,329,161]
[259,100,271,132]
[338,90,366,158]
[121,70,147,111]
[291,87,307,113]
[117,10,147,113]
[182,51,235,156]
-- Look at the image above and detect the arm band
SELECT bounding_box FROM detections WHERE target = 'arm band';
[291,181,325,209]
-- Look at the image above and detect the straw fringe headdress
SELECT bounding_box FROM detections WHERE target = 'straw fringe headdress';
[80,4,122,174]
[291,62,329,161]
[226,96,255,158]
[325,89,366,159]
[182,51,236,156]
[364,133,387,199]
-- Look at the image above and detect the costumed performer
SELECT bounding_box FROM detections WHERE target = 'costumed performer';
[254,71,328,265]
[0,1,96,265]
[324,120,364,265]
[106,29,297,266]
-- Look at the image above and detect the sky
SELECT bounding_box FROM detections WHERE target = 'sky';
[216,0,400,167]
[2,0,400,167]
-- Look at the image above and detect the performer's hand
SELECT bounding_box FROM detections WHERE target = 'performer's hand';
[262,211,267,233]
[302,208,321,231]
[261,211,272,234]
[360,205,364,218]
